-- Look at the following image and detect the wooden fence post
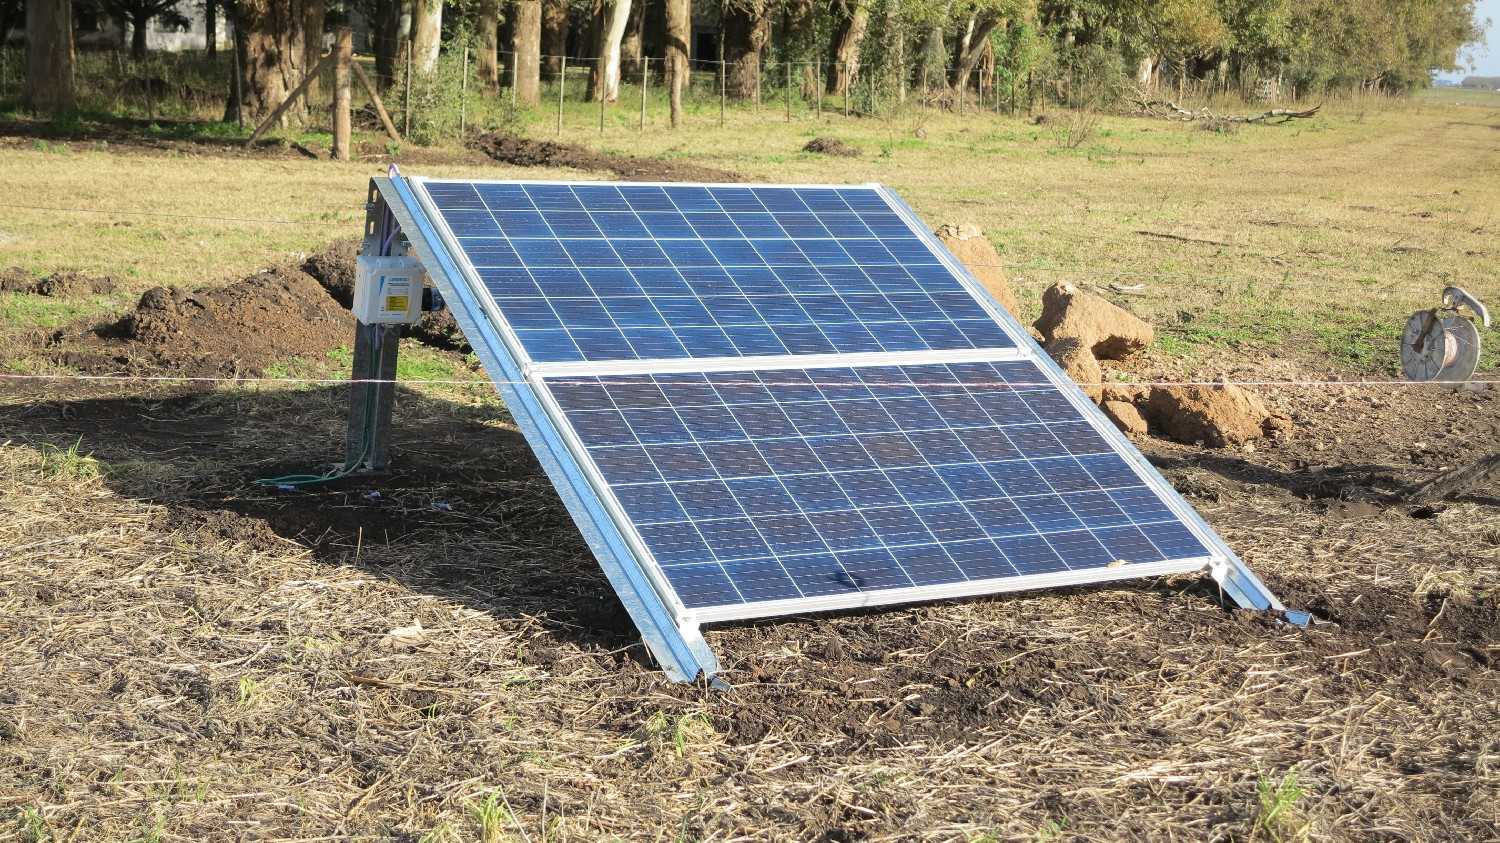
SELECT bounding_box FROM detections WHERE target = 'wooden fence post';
[332,27,352,161]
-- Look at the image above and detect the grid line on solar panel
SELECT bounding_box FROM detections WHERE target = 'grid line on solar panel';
[545,359,1210,610]
[420,181,1017,363]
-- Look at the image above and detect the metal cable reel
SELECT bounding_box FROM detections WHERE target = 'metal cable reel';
[1401,286,1491,383]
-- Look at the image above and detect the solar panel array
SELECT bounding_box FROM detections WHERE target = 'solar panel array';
[411,178,1228,629]
[423,182,1016,363]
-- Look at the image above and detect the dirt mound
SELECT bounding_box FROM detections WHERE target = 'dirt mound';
[471,132,742,183]
[59,268,352,377]
[1034,282,1153,360]
[1044,337,1102,402]
[0,268,118,297]
[301,239,360,307]
[935,223,1021,316]
[1143,384,1287,447]
[802,137,861,157]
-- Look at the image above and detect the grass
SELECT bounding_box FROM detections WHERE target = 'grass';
[37,438,100,480]
[1255,772,1309,842]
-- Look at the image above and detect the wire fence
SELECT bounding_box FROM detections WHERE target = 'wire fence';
[0,44,1299,147]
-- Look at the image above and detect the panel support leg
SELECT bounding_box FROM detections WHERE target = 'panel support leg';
[344,320,401,472]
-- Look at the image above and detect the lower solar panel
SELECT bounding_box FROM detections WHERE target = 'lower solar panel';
[540,357,1215,621]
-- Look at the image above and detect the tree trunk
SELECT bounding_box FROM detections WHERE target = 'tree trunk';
[826,0,868,96]
[917,19,944,93]
[303,0,325,99]
[723,0,769,100]
[24,0,75,114]
[590,0,630,101]
[948,13,1000,91]
[541,0,567,74]
[410,0,442,75]
[206,0,218,57]
[232,0,308,124]
[665,0,689,126]
[372,0,403,87]
[1135,55,1154,89]
[513,0,541,103]
[621,0,642,77]
[476,0,501,89]
[131,11,149,59]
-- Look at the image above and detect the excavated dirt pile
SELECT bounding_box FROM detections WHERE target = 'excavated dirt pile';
[0,268,118,297]
[471,132,743,183]
[934,223,1021,317]
[1025,281,1291,447]
[802,137,862,157]
[56,268,353,378]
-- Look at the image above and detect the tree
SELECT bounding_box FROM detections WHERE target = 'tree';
[302,0,325,96]
[411,0,441,74]
[204,0,218,56]
[826,0,870,95]
[24,0,74,113]
[591,0,631,101]
[100,0,192,59]
[230,0,310,123]
[665,0,689,125]
[949,0,1023,91]
[513,0,542,102]
[723,0,772,99]
[0,0,22,44]
[476,0,502,88]
[541,0,567,74]
[370,0,406,88]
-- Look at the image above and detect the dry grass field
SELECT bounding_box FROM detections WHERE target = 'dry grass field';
[1,90,1498,841]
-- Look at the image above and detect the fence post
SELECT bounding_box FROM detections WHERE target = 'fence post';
[557,54,566,134]
[600,59,606,134]
[844,66,850,117]
[785,61,791,122]
[640,58,647,132]
[404,49,412,139]
[815,61,821,117]
[719,59,726,127]
[332,27,352,161]
[868,72,874,117]
[232,24,244,129]
[460,43,469,140]
[511,50,518,109]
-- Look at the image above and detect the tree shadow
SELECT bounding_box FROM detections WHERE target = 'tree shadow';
[0,384,644,655]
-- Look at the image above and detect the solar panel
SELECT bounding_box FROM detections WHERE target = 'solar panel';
[370,175,1298,684]
[542,359,1213,620]
[421,183,1017,363]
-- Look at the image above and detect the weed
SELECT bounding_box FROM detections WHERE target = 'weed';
[1254,772,1308,842]
[468,790,515,843]
[15,808,47,843]
[237,674,261,706]
[38,438,99,480]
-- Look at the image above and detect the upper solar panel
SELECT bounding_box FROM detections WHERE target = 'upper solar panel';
[418,181,1017,363]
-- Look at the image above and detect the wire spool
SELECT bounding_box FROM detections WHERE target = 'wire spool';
[1401,286,1489,383]
[1402,311,1482,382]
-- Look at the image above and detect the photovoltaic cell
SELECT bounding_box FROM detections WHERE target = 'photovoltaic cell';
[544,359,1209,612]
[418,181,1017,363]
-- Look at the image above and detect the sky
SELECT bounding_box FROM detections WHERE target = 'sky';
[1438,0,1500,80]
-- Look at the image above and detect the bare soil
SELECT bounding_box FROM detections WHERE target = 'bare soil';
[49,266,352,377]
[802,137,863,157]
[471,131,744,182]
[0,268,118,297]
